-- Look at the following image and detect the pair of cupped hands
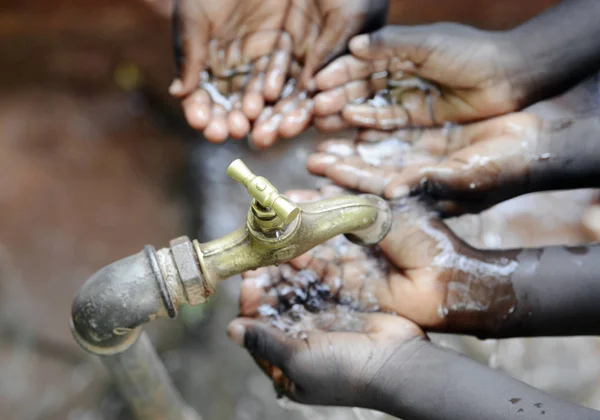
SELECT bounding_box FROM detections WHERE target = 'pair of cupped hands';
[172,0,548,409]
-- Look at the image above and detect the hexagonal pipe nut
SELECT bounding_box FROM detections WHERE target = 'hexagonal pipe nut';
[169,236,207,305]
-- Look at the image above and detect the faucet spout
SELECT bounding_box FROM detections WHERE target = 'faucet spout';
[197,193,392,285]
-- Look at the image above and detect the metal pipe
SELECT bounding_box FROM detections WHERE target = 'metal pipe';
[70,160,393,420]
[101,332,199,420]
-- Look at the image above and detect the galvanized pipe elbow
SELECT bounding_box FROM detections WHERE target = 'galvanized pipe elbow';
[70,245,175,355]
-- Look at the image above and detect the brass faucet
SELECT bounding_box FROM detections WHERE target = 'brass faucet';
[71,159,392,420]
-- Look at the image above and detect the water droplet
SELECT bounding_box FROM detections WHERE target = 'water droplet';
[536,152,551,161]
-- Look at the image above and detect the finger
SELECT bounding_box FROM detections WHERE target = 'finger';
[227,318,295,369]
[236,30,289,67]
[314,80,371,117]
[251,109,282,149]
[174,10,209,96]
[204,104,229,143]
[315,138,355,156]
[264,33,293,102]
[315,55,388,91]
[349,26,432,64]
[307,152,340,176]
[342,103,409,130]
[279,99,313,139]
[298,11,351,90]
[325,157,397,196]
[314,115,350,132]
[243,61,268,120]
[182,89,212,130]
[228,109,251,139]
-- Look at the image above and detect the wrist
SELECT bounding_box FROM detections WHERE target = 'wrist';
[372,338,595,420]
[367,336,431,414]
[528,116,600,192]
[438,246,520,337]
[502,0,600,105]
[492,30,536,109]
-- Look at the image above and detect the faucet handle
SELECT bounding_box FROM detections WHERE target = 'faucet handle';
[227,159,300,225]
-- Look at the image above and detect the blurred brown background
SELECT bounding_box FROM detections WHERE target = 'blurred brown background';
[3,1,600,420]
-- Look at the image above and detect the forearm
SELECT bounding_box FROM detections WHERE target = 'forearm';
[527,115,600,193]
[507,0,600,104]
[373,339,599,420]
[488,244,600,338]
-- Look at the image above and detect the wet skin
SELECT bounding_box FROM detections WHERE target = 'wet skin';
[170,0,387,147]
[239,187,600,337]
[313,0,600,131]
[240,188,517,337]
[169,0,600,146]
[309,110,600,216]
[228,189,600,418]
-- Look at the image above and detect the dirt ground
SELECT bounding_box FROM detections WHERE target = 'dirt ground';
[1,1,599,420]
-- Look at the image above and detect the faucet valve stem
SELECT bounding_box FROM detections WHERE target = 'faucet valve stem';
[227,159,300,225]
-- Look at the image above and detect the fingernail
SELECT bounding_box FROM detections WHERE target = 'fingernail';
[169,79,183,95]
[349,34,369,51]
[227,323,246,347]
[388,185,410,198]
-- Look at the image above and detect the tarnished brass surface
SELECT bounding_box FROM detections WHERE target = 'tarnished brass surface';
[227,159,300,226]
[196,193,392,287]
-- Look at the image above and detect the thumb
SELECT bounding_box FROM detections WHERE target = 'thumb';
[417,160,487,200]
[171,2,209,97]
[349,25,438,65]
[227,318,295,369]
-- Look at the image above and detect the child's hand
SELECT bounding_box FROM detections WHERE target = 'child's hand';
[229,231,425,407]
[313,24,530,130]
[228,311,424,407]
[309,112,542,216]
[171,0,387,147]
[241,188,517,337]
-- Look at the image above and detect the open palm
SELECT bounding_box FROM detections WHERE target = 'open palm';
[172,0,387,146]
[309,112,543,215]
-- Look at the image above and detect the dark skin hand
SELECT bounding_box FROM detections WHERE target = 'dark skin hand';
[308,112,543,216]
[229,301,425,407]
[241,187,600,338]
[171,0,387,147]
[230,265,600,420]
[228,192,600,418]
[314,0,600,131]
[312,23,529,131]
[240,188,519,336]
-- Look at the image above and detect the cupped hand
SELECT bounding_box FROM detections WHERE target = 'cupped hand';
[241,188,517,338]
[309,112,543,216]
[229,192,424,407]
[171,0,388,146]
[228,308,424,408]
[313,23,529,131]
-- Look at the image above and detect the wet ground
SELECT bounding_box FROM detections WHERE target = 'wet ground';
[1,1,599,419]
